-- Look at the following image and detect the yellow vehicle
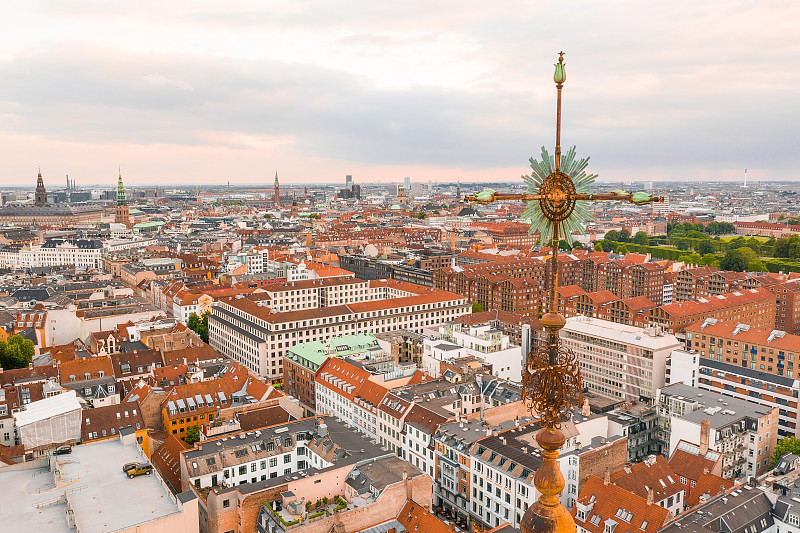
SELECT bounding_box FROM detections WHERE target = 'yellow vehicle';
[125,463,153,478]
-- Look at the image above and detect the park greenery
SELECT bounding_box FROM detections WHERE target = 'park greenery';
[596,224,800,273]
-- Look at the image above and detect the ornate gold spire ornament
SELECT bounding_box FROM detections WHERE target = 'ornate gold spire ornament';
[465,52,663,533]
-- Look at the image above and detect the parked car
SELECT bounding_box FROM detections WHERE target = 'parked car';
[53,445,72,455]
[122,462,139,473]
[126,463,152,478]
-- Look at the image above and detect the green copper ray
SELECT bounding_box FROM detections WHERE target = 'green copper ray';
[522,146,596,246]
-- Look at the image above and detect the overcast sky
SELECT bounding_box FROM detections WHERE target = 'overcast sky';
[1,1,798,186]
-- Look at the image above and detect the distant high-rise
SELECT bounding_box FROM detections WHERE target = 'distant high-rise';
[345,175,353,189]
[404,176,411,191]
[274,171,280,206]
[35,169,48,206]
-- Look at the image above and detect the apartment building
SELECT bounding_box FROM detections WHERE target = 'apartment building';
[684,319,800,377]
[315,357,390,443]
[284,333,383,416]
[182,416,371,489]
[422,322,523,381]
[0,238,103,269]
[561,317,681,402]
[433,259,547,317]
[601,261,666,305]
[209,278,469,379]
[674,267,718,302]
[648,288,776,338]
[162,363,274,440]
[657,383,778,479]
[669,346,800,437]
[759,275,800,335]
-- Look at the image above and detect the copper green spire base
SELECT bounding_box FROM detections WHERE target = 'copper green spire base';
[520,428,576,533]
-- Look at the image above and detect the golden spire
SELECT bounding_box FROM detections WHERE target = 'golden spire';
[462,55,663,533]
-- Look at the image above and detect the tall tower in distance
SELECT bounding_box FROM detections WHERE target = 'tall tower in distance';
[115,169,132,228]
[35,169,48,206]
[274,171,280,206]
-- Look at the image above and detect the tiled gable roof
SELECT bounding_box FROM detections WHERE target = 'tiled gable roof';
[610,455,684,503]
[151,434,191,493]
[572,475,670,533]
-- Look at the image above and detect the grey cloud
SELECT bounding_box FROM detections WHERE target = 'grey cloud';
[6,0,800,179]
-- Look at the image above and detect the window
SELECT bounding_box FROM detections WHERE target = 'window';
[223,499,230,508]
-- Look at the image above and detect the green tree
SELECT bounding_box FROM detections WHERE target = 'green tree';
[720,247,758,272]
[701,254,720,267]
[185,425,200,445]
[604,230,620,242]
[774,235,800,259]
[0,335,35,370]
[748,260,766,272]
[558,239,572,251]
[696,240,716,255]
[594,242,603,252]
[472,302,484,313]
[632,231,649,246]
[676,241,690,251]
[678,253,703,266]
[772,437,800,467]
[618,229,630,242]
[187,312,209,343]
[187,312,201,332]
[615,244,629,255]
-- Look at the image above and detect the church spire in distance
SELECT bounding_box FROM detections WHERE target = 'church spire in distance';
[117,167,127,206]
[274,170,280,206]
[35,167,48,206]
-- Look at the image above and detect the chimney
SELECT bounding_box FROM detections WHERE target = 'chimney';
[700,419,710,455]
[582,398,591,417]
[604,467,610,486]
[647,488,654,506]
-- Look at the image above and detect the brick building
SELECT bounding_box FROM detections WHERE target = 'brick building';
[648,287,776,338]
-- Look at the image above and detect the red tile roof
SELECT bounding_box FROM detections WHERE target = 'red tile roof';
[610,455,683,503]
[684,473,733,507]
[58,356,114,383]
[572,475,670,533]
[151,434,191,493]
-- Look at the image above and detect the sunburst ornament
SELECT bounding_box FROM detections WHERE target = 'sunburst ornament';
[522,146,596,247]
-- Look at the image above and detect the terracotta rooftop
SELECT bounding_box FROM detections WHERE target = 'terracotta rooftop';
[572,475,670,533]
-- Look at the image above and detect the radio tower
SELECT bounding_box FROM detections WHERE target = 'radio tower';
[743,168,747,188]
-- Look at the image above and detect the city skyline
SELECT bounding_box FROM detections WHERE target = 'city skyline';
[1,1,798,185]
